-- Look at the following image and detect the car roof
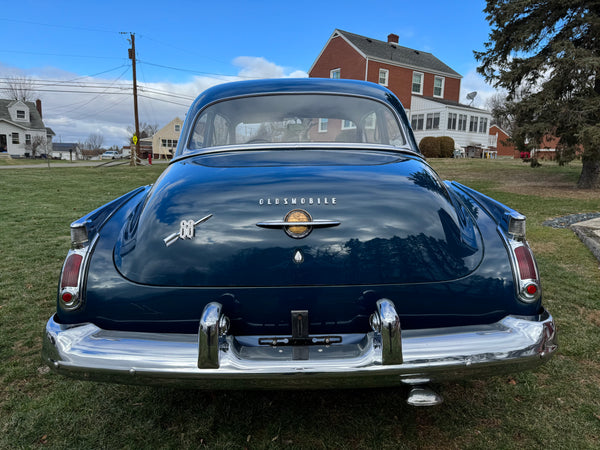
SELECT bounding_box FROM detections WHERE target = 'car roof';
[186,78,406,118]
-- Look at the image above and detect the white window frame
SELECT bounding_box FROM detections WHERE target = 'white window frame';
[479,118,488,134]
[12,132,19,144]
[16,110,26,119]
[378,68,389,86]
[318,118,328,133]
[341,119,356,130]
[433,76,445,98]
[175,124,180,132]
[447,113,457,130]
[411,114,424,131]
[25,134,32,145]
[412,72,423,95]
[469,116,478,132]
[330,68,341,79]
[426,113,440,130]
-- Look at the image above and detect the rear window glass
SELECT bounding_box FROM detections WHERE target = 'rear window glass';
[187,94,406,152]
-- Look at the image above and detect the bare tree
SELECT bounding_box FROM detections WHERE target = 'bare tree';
[141,122,160,138]
[2,76,37,102]
[85,133,105,151]
[127,122,160,139]
[26,135,47,158]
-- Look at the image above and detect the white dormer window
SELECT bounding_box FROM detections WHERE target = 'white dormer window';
[412,72,423,95]
[175,124,180,132]
[330,68,341,79]
[9,101,30,122]
[433,76,445,97]
[378,69,389,86]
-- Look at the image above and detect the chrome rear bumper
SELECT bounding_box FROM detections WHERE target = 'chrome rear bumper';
[42,301,557,389]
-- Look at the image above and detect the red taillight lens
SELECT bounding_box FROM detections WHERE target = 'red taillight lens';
[61,253,83,289]
[514,245,536,280]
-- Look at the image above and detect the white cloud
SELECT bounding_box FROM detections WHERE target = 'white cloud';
[2,57,308,147]
[233,56,308,79]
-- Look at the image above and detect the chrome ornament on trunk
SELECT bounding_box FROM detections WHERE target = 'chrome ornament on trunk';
[256,209,340,239]
[163,214,213,247]
[284,209,313,238]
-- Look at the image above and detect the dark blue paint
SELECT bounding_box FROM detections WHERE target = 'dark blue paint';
[55,79,543,336]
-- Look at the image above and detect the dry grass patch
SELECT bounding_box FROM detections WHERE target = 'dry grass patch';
[576,305,600,328]
[431,158,599,200]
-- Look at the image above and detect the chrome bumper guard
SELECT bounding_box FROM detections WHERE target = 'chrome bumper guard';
[43,299,557,389]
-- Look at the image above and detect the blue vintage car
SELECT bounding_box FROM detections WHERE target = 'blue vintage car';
[43,78,556,405]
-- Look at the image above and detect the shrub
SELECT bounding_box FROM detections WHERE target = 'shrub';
[419,137,440,158]
[438,136,455,158]
[419,136,455,158]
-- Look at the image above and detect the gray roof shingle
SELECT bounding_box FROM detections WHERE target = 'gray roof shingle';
[0,99,46,130]
[336,29,461,78]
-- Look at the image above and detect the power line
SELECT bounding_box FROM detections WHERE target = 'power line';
[50,66,131,115]
[138,94,191,107]
[137,60,247,80]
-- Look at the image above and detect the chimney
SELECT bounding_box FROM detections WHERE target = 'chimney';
[36,99,42,118]
[387,33,399,44]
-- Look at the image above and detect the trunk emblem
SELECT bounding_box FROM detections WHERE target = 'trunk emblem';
[284,209,313,239]
[256,210,341,239]
[163,214,213,247]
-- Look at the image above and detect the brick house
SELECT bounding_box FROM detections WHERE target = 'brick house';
[489,125,518,158]
[309,29,493,153]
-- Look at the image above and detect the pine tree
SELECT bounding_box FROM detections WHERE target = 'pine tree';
[475,0,600,188]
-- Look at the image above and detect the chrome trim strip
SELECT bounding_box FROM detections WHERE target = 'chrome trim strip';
[43,310,557,389]
[256,220,341,229]
[172,142,422,165]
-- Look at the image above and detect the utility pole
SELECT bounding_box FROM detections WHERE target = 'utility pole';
[127,33,141,166]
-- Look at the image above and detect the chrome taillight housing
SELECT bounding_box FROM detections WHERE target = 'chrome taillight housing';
[59,249,85,311]
[511,241,541,303]
[502,214,542,303]
[58,224,96,312]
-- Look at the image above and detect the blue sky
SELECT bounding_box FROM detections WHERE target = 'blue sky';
[0,0,495,146]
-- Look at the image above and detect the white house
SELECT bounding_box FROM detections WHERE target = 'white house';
[409,96,495,154]
[0,99,54,157]
[52,142,81,161]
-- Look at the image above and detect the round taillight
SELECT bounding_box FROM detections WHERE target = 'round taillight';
[526,284,537,295]
[61,291,73,303]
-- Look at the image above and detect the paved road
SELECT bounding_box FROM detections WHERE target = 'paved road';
[0,160,168,169]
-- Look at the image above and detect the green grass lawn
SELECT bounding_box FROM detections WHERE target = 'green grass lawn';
[1,160,599,448]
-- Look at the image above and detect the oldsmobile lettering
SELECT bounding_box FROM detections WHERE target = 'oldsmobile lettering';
[258,197,337,206]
